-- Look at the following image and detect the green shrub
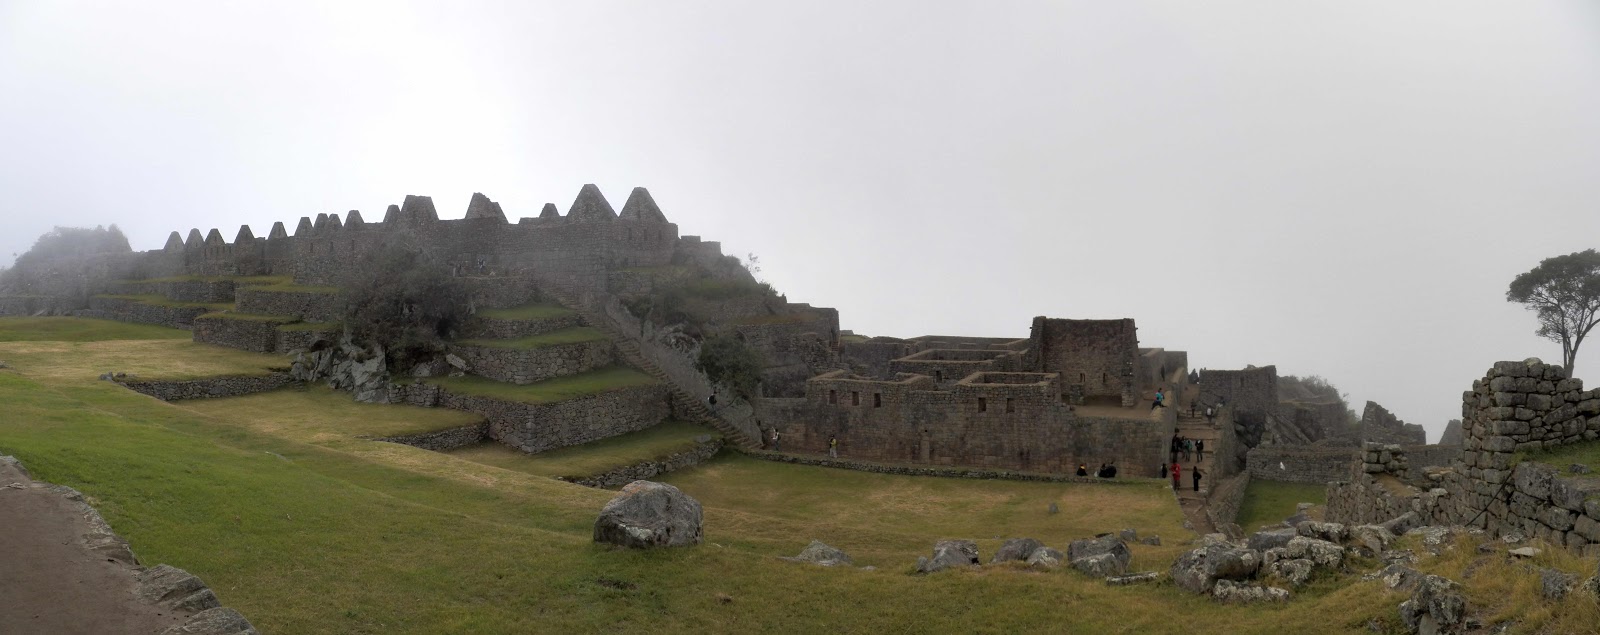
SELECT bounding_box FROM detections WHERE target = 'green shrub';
[341,243,468,370]
[696,334,764,399]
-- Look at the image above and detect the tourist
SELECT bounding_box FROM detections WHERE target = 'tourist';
[1076,464,1089,477]
[1170,434,1181,463]
[1096,463,1108,478]
[1150,388,1166,410]
[828,435,838,459]
[1105,463,1117,478]
[1192,466,1203,492]
[1171,462,1181,490]
[771,428,781,452]
[1184,438,1194,462]
[1204,405,1215,424]
[1159,463,1167,479]
[1195,439,1204,461]
[1189,399,1197,418]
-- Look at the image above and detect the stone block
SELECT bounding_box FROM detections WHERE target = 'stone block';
[1513,462,1555,500]
[1484,436,1517,452]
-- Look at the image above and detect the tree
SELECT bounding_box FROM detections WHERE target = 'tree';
[1507,249,1600,377]
[341,243,469,370]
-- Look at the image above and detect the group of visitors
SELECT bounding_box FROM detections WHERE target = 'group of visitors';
[1169,432,1204,463]
[1160,462,1204,492]
[1076,463,1119,478]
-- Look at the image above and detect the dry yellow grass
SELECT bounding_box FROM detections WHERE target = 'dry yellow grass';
[0,339,285,381]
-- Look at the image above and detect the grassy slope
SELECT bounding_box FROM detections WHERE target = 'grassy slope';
[1,318,1597,633]
[449,421,715,479]
[181,386,484,439]
[456,326,608,349]
[0,317,191,342]
[94,293,234,311]
[476,304,574,320]
[197,312,297,322]
[1528,441,1600,473]
[1235,480,1329,533]
[427,367,658,404]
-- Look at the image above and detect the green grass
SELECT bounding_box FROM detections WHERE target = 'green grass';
[94,293,234,311]
[278,321,341,332]
[249,281,341,294]
[196,312,297,323]
[456,326,607,349]
[448,421,715,479]
[476,303,575,320]
[1526,440,1600,473]
[182,385,485,439]
[426,367,658,404]
[1234,479,1329,532]
[0,317,191,342]
[130,275,293,286]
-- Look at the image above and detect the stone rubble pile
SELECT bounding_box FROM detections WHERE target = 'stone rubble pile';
[289,333,389,403]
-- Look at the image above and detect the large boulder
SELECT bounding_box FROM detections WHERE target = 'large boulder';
[1026,547,1065,570]
[136,565,220,613]
[1295,521,1348,543]
[1247,527,1298,552]
[917,539,980,574]
[1379,564,1423,592]
[783,540,852,567]
[1170,544,1262,594]
[1350,525,1396,557]
[593,481,703,548]
[1539,568,1577,602]
[1285,536,1344,569]
[1398,575,1466,635]
[1381,511,1423,536]
[991,538,1045,564]
[158,607,259,635]
[1067,535,1131,576]
[1269,559,1314,587]
[1212,579,1290,604]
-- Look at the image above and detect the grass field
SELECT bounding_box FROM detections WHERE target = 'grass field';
[0,316,191,342]
[0,318,286,380]
[476,303,575,320]
[1234,479,1329,532]
[427,367,658,404]
[2,317,1598,634]
[448,421,715,479]
[1526,440,1600,474]
[181,385,485,440]
[94,293,234,311]
[278,321,341,332]
[456,326,608,349]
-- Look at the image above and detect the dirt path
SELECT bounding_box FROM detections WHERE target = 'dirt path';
[0,460,186,635]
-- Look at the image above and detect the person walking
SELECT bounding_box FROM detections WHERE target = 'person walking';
[1170,434,1181,464]
[828,435,838,459]
[1195,438,1205,461]
[1159,463,1168,479]
[1204,405,1215,425]
[1171,462,1181,490]
[771,428,781,452]
[1192,466,1203,493]
[1184,438,1194,462]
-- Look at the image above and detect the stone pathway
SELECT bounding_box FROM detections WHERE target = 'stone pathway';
[1172,407,1223,535]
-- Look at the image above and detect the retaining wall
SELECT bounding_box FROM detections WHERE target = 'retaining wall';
[451,339,614,385]
[85,297,210,329]
[120,373,294,401]
[561,438,723,488]
[459,313,583,340]
[235,288,344,321]
[374,422,490,452]
[192,316,290,353]
[1246,445,1355,484]
[388,382,672,454]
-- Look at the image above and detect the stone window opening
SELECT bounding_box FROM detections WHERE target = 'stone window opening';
[851,391,860,406]
[873,393,882,408]
[1101,372,1107,385]
[935,370,943,382]
[1005,398,1015,413]
[1079,373,1086,384]
[829,390,837,405]
[978,397,987,412]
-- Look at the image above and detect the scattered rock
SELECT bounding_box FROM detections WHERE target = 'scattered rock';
[1118,528,1138,542]
[1212,579,1290,604]
[1296,521,1348,543]
[1283,512,1311,527]
[1570,464,1591,475]
[1199,533,1234,547]
[1297,502,1315,512]
[1285,536,1343,569]
[1170,544,1262,594]
[1217,522,1244,541]
[1351,525,1397,556]
[1381,511,1422,536]
[1508,547,1541,559]
[1261,546,1289,569]
[1413,526,1455,553]
[1247,527,1298,551]
[1379,564,1423,592]
[1398,575,1466,635]
[1270,558,1314,587]
[1105,571,1160,586]
[1382,550,1418,566]
[1501,532,1526,544]
[917,539,980,574]
[1047,502,1059,515]
[1141,536,1161,546]
[783,540,852,567]
[1067,535,1131,577]
[446,353,468,371]
[593,481,704,549]
[158,607,259,635]
[991,538,1044,564]
[1539,568,1576,601]
[1025,547,1064,570]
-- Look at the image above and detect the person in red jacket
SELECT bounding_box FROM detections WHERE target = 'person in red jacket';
[1171,462,1181,490]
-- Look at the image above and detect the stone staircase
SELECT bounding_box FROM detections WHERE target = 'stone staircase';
[540,287,761,450]
[1174,411,1223,534]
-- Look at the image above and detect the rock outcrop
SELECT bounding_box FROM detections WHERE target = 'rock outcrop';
[593,481,704,549]
[917,539,980,574]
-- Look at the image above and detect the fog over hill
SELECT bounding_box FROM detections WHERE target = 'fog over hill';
[3,1,1598,439]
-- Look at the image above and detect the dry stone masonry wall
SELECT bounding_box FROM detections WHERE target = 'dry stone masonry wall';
[192,316,293,353]
[450,340,614,385]
[235,288,344,322]
[1247,446,1356,484]
[120,373,294,401]
[374,422,490,452]
[389,382,671,455]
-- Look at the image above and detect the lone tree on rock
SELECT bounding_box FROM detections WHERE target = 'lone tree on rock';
[1507,249,1600,377]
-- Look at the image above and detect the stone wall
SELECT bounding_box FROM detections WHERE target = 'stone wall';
[1197,366,1279,448]
[374,422,489,452]
[1247,445,1356,484]
[235,288,344,322]
[1206,472,1251,528]
[389,382,672,455]
[1361,400,1427,445]
[839,340,916,378]
[1327,360,1600,551]
[276,325,339,353]
[744,449,1135,484]
[120,373,294,401]
[1440,419,1464,445]
[450,340,614,385]
[84,296,212,329]
[782,370,1170,476]
[1020,317,1141,405]
[561,438,723,488]
[459,313,583,340]
[887,348,1020,388]
[0,295,74,316]
[192,315,292,353]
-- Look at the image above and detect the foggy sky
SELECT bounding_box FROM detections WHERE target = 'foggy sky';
[4,1,1599,440]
